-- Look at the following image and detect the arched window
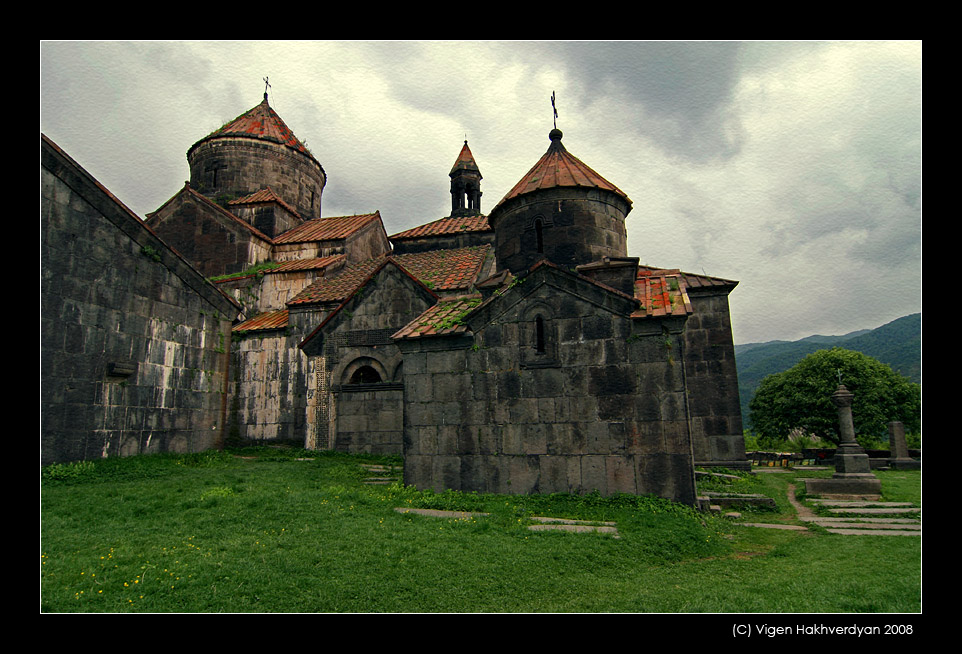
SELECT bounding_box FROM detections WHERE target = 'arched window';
[535,315,546,354]
[520,304,558,368]
[349,365,382,384]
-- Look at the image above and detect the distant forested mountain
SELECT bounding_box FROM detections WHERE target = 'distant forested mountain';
[735,313,921,430]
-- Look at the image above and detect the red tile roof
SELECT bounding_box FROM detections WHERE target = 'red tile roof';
[229,187,301,217]
[189,95,320,166]
[233,310,289,332]
[450,140,481,174]
[393,296,482,340]
[494,129,630,211]
[268,255,345,273]
[636,265,738,292]
[390,214,491,240]
[394,246,491,291]
[632,269,693,319]
[287,245,491,306]
[287,257,384,305]
[274,212,381,244]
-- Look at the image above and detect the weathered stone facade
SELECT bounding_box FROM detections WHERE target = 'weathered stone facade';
[228,329,311,443]
[147,184,275,279]
[42,91,749,503]
[299,260,451,453]
[41,135,240,465]
[680,287,747,468]
[397,263,697,503]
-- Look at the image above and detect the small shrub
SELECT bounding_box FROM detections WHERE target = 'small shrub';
[43,460,95,483]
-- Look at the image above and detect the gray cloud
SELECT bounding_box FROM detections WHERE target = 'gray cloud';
[40,40,921,345]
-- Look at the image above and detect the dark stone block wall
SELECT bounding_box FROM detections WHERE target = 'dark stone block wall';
[41,137,239,465]
[681,290,747,469]
[148,190,273,278]
[492,188,630,275]
[398,268,697,504]
[300,262,437,453]
[188,138,325,223]
[229,331,311,443]
[391,230,495,256]
[333,386,404,454]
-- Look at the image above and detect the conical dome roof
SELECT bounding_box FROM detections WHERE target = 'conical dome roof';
[494,129,630,211]
[188,94,320,166]
[450,140,481,176]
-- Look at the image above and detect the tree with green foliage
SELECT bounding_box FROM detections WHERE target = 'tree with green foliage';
[748,347,920,447]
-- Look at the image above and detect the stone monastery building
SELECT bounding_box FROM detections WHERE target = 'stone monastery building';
[44,91,748,505]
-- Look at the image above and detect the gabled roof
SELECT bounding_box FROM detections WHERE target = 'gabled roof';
[273,212,382,244]
[493,128,630,211]
[456,259,640,340]
[390,214,491,240]
[393,296,482,341]
[288,257,385,305]
[41,135,241,319]
[394,245,491,291]
[298,257,440,354]
[188,94,321,167]
[229,187,301,217]
[287,245,491,306]
[147,182,274,244]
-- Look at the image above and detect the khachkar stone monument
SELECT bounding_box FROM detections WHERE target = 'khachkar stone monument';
[803,384,882,498]
[888,421,921,470]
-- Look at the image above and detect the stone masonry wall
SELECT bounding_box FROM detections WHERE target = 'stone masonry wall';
[308,263,435,454]
[229,331,309,442]
[493,188,630,274]
[189,138,325,223]
[148,191,273,278]
[400,272,697,504]
[681,291,747,468]
[41,138,238,465]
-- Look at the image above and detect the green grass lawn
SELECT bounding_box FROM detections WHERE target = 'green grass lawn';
[40,450,922,613]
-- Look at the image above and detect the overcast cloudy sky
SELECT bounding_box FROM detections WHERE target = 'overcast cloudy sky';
[40,40,921,345]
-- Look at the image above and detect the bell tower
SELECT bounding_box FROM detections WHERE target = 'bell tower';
[449,140,482,217]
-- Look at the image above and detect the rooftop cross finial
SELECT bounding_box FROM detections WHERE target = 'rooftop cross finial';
[551,91,558,129]
[263,76,271,100]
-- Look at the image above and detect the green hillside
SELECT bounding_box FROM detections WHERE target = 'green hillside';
[735,313,921,430]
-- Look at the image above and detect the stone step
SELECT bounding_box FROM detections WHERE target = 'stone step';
[800,516,920,524]
[528,516,620,538]
[808,520,921,531]
[737,523,809,531]
[824,528,921,536]
[528,524,621,538]
[529,516,617,526]
[394,507,490,519]
[701,493,777,510]
[809,500,913,507]
[828,507,921,515]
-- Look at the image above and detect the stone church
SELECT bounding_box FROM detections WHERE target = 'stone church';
[48,91,747,504]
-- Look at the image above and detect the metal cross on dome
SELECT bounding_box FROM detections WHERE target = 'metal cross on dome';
[263,77,271,95]
[551,91,558,129]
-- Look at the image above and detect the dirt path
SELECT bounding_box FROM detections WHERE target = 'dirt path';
[786,483,816,519]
